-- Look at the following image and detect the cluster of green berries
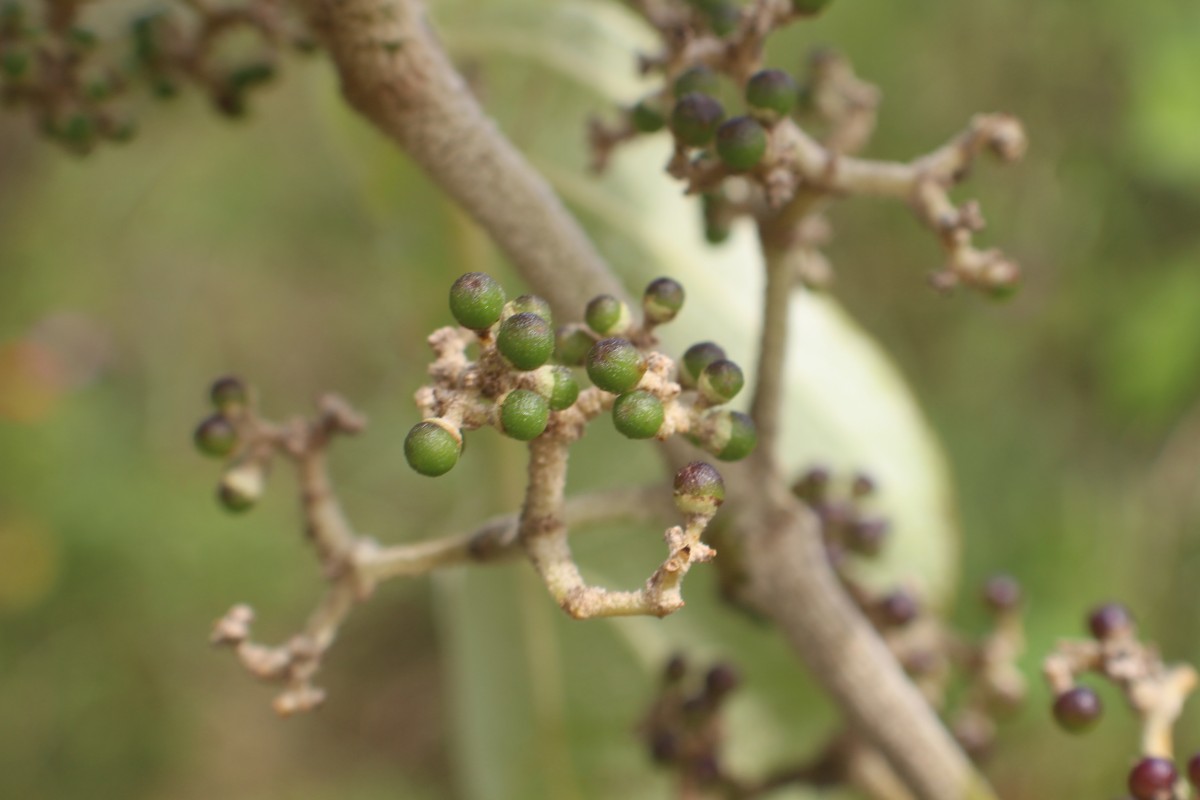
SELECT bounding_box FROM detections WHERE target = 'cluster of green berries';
[405,272,757,478]
[191,376,267,513]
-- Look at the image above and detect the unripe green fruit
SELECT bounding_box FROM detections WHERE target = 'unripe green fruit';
[404,420,461,477]
[497,312,555,370]
[715,116,767,172]
[631,97,667,133]
[706,3,740,36]
[194,414,238,458]
[682,341,726,385]
[643,277,685,325]
[586,338,646,394]
[701,410,758,461]
[218,483,255,513]
[671,92,725,147]
[792,0,833,13]
[548,366,580,411]
[506,294,553,325]
[555,326,595,366]
[449,272,507,330]
[217,462,265,512]
[612,391,665,439]
[672,66,720,99]
[673,461,725,516]
[702,193,731,245]
[584,294,632,336]
[745,69,798,118]
[698,358,744,403]
[210,376,248,410]
[500,389,550,441]
[228,62,275,91]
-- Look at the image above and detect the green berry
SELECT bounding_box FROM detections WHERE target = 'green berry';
[612,391,664,439]
[672,66,720,99]
[698,359,744,403]
[745,69,798,118]
[217,463,265,512]
[673,461,725,516]
[210,376,248,410]
[586,338,646,394]
[194,414,238,458]
[584,294,631,336]
[698,410,757,461]
[500,389,550,441]
[228,62,275,91]
[218,483,255,513]
[404,420,461,477]
[548,366,580,411]
[497,312,555,370]
[671,92,725,147]
[506,294,553,325]
[715,116,767,172]
[702,193,731,245]
[555,326,595,366]
[449,272,507,330]
[643,277,685,325]
[631,96,667,133]
[706,3,740,36]
[792,0,833,14]
[682,341,726,385]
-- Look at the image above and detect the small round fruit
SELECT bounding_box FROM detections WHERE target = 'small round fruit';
[715,116,767,172]
[745,69,798,118]
[586,338,646,394]
[673,461,725,516]
[877,589,919,628]
[1052,686,1102,734]
[851,472,876,497]
[555,326,594,366]
[846,517,889,557]
[791,0,833,14]
[671,92,725,147]
[548,365,580,411]
[404,420,461,477]
[698,359,744,403]
[194,414,238,458]
[1128,757,1177,800]
[704,663,740,699]
[218,483,255,513]
[449,272,506,330]
[706,3,740,35]
[497,312,555,371]
[643,277,685,325]
[217,462,265,512]
[663,653,687,683]
[1088,602,1134,641]
[210,376,247,409]
[672,66,719,99]
[631,96,667,133]
[704,410,757,461]
[584,294,631,336]
[982,574,1022,613]
[682,341,726,385]
[792,466,830,501]
[506,294,553,325]
[613,391,664,439]
[500,389,550,441]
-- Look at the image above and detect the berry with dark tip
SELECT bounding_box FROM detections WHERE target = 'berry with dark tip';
[745,69,798,118]
[1052,686,1102,734]
[1088,602,1134,641]
[704,663,739,699]
[555,326,594,366]
[697,358,744,403]
[715,116,768,172]
[643,277,685,325]
[708,410,757,461]
[877,589,919,628]
[672,66,719,98]
[671,92,725,147]
[194,414,238,458]
[584,294,631,336]
[507,294,553,325]
[982,574,1022,613]
[613,390,664,439]
[217,462,265,512]
[631,96,667,133]
[404,420,461,477]
[673,461,725,516]
[586,338,646,394]
[705,3,740,35]
[682,341,726,386]
[210,376,247,410]
[548,365,580,411]
[496,312,555,371]
[449,272,507,330]
[500,389,550,441]
[1128,757,1177,800]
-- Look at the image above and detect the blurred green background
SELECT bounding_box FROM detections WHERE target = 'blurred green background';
[1,0,1199,798]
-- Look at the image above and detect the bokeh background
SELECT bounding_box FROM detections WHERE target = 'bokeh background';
[2,0,1199,798]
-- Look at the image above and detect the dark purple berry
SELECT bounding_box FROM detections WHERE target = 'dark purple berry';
[1186,752,1200,788]
[1128,757,1178,800]
[845,517,889,557]
[1088,602,1134,641]
[704,663,739,699]
[671,92,725,147]
[876,589,919,628]
[982,574,1022,613]
[663,653,687,684]
[1052,686,1102,734]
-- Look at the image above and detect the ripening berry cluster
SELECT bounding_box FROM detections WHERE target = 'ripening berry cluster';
[403,272,758,478]
[191,376,268,513]
[0,0,297,154]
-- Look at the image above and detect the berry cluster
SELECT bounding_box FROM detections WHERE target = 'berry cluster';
[1045,603,1200,800]
[0,0,308,154]
[404,272,758,478]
